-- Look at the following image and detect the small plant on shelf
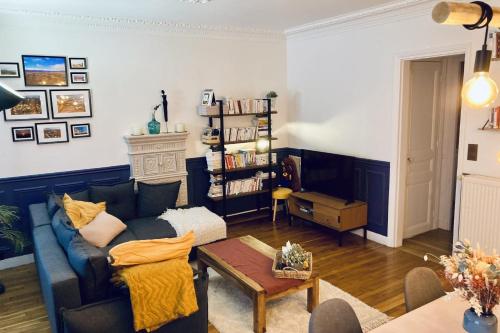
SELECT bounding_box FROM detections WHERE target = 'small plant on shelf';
[0,205,29,255]
[266,91,278,99]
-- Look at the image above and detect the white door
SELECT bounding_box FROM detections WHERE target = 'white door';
[403,61,442,238]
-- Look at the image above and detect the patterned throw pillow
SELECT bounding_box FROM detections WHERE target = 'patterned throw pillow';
[63,194,106,229]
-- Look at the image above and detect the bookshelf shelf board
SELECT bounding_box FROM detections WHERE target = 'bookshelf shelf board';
[207,189,269,202]
[207,164,278,175]
[201,111,277,118]
[479,128,500,131]
[203,137,277,146]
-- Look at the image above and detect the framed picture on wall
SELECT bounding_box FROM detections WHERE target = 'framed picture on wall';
[50,89,92,119]
[11,127,35,142]
[35,122,69,144]
[71,123,91,138]
[22,55,68,86]
[70,72,88,84]
[0,62,20,78]
[69,58,87,69]
[3,90,50,121]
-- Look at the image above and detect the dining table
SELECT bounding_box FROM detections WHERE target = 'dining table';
[371,294,499,332]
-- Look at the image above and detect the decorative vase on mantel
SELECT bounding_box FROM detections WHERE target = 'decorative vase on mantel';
[148,112,160,135]
[463,308,497,333]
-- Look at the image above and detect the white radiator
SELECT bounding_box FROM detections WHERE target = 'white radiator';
[459,174,500,252]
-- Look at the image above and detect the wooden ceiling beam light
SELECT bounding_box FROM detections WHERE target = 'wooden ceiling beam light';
[432,1,500,27]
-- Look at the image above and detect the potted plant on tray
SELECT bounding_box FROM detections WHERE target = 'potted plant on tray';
[425,240,499,333]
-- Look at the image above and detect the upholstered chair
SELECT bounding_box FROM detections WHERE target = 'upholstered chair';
[309,298,362,333]
[404,267,446,312]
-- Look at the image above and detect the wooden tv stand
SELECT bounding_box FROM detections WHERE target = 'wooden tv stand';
[288,191,368,246]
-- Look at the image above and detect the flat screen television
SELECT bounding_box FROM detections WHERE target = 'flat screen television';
[301,150,355,204]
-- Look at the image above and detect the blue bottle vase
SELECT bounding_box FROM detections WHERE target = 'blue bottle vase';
[463,308,498,333]
[148,114,160,135]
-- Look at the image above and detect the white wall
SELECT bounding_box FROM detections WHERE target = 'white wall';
[286,1,500,246]
[0,11,288,178]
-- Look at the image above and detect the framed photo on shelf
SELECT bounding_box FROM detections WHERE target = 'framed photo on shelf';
[0,62,20,78]
[3,90,49,121]
[11,127,35,142]
[201,89,215,106]
[22,55,68,86]
[69,58,87,69]
[50,89,92,119]
[71,123,91,138]
[35,122,69,144]
[70,72,88,84]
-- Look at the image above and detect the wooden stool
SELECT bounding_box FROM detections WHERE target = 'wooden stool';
[272,187,293,222]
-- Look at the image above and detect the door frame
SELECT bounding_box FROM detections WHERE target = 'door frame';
[391,43,472,247]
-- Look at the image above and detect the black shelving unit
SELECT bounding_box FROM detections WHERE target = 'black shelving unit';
[202,99,275,219]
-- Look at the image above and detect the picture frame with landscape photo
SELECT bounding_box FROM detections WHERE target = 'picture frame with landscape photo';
[3,90,49,121]
[70,72,88,84]
[69,58,87,70]
[35,122,69,144]
[22,55,68,86]
[0,62,20,78]
[11,127,35,142]
[71,123,91,138]
[50,89,92,119]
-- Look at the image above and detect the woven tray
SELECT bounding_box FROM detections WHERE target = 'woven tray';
[272,250,313,280]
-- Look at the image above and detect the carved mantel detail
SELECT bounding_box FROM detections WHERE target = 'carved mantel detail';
[124,132,189,206]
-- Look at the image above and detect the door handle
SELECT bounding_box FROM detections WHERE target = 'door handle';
[407,157,413,163]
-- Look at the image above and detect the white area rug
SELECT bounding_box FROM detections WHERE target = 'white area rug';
[207,268,390,333]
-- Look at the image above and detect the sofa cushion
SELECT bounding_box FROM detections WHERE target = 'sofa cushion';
[99,230,137,255]
[51,209,77,252]
[47,189,89,219]
[126,217,177,241]
[67,235,111,304]
[137,181,181,218]
[89,179,136,221]
[79,212,127,248]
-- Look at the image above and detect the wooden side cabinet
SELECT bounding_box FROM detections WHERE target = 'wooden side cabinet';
[288,191,368,246]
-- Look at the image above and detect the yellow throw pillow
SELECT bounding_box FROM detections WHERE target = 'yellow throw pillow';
[63,194,106,229]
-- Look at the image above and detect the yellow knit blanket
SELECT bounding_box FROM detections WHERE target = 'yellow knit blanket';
[110,231,198,332]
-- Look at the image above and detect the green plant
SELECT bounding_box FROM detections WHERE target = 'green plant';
[0,205,29,254]
[266,91,278,98]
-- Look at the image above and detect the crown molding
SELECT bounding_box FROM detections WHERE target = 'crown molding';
[285,0,436,38]
[0,8,285,41]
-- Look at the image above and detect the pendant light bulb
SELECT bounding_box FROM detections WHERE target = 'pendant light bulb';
[462,71,498,109]
[462,45,498,109]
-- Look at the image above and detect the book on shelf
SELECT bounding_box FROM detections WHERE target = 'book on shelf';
[207,171,277,198]
[490,107,500,129]
[206,148,277,171]
[202,98,271,116]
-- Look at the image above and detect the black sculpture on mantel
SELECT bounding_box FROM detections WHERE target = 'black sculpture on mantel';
[161,90,168,123]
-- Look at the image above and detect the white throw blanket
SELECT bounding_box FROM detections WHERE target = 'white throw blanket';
[159,207,227,246]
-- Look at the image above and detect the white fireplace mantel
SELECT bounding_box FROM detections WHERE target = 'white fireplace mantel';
[124,132,189,206]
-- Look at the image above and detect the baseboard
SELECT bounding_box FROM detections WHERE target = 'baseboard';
[0,254,34,270]
[351,229,390,247]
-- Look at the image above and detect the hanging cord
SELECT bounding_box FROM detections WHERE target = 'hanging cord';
[463,1,493,31]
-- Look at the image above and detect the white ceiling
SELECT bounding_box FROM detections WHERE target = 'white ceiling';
[0,0,399,31]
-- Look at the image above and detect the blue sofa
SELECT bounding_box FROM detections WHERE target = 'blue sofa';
[29,190,208,333]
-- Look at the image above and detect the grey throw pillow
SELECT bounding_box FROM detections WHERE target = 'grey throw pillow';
[137,181,181,218]
[51,208,77,252]
[89,179,136,221]
[47,189,89,219]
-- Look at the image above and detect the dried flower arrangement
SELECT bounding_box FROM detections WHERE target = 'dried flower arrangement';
[425,240,500,316]
[277,241,310,270]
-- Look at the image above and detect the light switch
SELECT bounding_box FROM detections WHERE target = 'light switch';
[467,144,478,161]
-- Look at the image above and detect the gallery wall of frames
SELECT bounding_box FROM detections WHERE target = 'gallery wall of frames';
[0,55,92,144]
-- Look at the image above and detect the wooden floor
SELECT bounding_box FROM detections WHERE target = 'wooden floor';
[0,215,450,332]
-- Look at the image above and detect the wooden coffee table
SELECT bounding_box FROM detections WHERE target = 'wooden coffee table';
[197,235,319,333]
